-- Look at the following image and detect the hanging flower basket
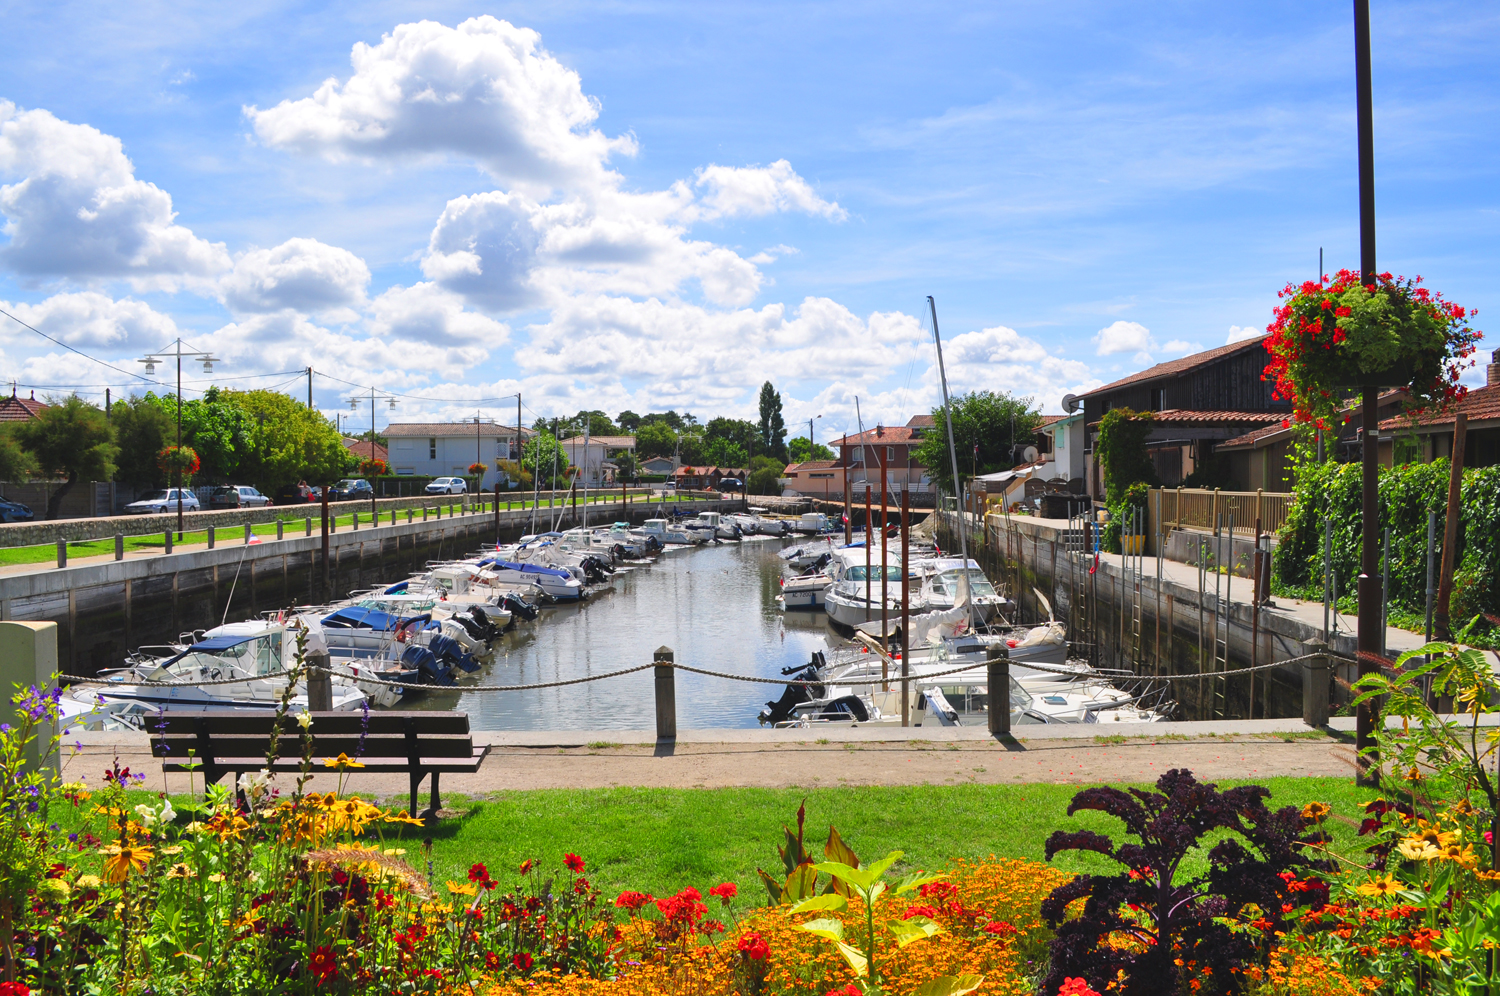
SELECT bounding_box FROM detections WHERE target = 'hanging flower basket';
[1263,269,1481,427]
[359,458,389,477]
[156,445,200,477]
[467,462,487,476]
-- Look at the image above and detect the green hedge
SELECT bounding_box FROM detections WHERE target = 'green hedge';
[1274,460,1500,627]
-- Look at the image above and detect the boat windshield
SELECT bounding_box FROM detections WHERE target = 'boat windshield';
[932,569,998,599]
[844,566,904,581]
[145,635,282,680]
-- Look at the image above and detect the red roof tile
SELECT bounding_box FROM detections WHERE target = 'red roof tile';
[784,460,840,474]
[1379,384,1500,429]
[0,394,48,422]
[344,440,389,462]
[1090,410,1283,428]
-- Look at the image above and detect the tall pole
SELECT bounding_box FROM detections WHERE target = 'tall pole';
[1353,0,1380,785]
[307,367,313,408]
[370,388,378,520]
[928,296,973,631]
[900,483,910,727]
[176,344,184,538]
[880,445,889,687]
[864,482,873,623]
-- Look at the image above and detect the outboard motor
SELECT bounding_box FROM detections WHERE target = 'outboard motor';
[759,683,812,726]
[426,633,481,673]
[400,644,455,686]
[827,695,870,722]
[501,593,539,622]
[468,605,502,641]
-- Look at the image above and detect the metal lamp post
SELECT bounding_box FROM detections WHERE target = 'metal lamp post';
[350,389,396,519]
[139,339,220,538]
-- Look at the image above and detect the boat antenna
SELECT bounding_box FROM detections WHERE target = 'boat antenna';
[854,396,870,486]
[927,295,974,633]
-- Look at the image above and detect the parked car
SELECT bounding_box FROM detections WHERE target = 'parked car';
[125,489,201,515]
[209,485,273,509]
[425,477,468,495]
[0,495,33,522]
[274,483,317,505]
[718,478,743,492]
[327,479,375,501]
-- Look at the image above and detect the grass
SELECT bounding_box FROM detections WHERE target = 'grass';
[0,493,724,565]
[83,779,1378,901]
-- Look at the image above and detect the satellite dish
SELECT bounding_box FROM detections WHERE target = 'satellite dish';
[1023,445,1039,463]
[1061,394,1080,414]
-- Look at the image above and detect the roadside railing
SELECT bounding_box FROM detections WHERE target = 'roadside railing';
[1149,487,1293,540]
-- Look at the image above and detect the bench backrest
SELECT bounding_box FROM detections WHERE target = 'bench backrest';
[150,710,474,761]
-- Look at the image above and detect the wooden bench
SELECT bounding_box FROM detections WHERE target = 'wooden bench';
[151,710,489,819]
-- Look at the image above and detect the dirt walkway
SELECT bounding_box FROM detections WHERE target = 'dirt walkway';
[63,734,1359,798]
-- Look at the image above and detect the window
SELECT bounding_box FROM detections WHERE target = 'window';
[428,438,437,459]
[1150,387,1164,411]
[1393,434,1422,467]
[887,446,896,461]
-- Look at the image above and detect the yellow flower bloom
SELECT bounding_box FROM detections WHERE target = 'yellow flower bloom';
[166,863,195,880]
[1397,839,1441,862]
[1355,875,1403,898]
[1301,802,1331,823]
[383,810,427,827]
[76,875,101,889]
[100,844,154,883]
[206,872,226,883]
[295,711,312,730]
[446,880,477,896]
[323,752,365,770]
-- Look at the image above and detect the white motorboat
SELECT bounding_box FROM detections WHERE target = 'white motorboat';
[779,540,833,570]
[909,557,1013,624]
[640,517,703,546]
[469,557,585,601]
[779,570,832,609]
[823,546,905,628]
[794,512,835,534]
[693,511,741,540]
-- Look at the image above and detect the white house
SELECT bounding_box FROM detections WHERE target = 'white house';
[560,435,636,487]
[385,422,534,488]
[1038,411,1086,483]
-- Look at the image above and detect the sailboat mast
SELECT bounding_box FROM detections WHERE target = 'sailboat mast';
[927,295,974,629]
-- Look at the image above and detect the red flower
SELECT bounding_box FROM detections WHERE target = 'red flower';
[469,862,488,882]
[827,987,860,996]
[983,920,1018,936]
[903,904,940,920]
[512,952,534,971]
[614,890,653,911]
[483,951,499,970]
[709,882,738,903]
[737,931,770,961]
[919,881,959,900]
[563,852,586,873]
[700,918,726,934]
[0,984,31,996]
[1059,979,1102,996]
[518,859,534,875]
[307,945,338,984]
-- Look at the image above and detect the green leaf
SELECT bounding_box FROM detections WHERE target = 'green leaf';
[885,916,944,947]
[785,862,820,902]
[834,940,869,977]
[813,859,878,891]
[911,975,985,996]
[895,870,949,895]
[792,894,849,914]
[758,868,785,904]
[799,917,846,941]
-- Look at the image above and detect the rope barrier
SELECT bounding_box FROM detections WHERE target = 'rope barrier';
[57,650,1356,695]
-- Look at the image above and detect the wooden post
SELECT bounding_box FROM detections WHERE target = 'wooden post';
[1303,641,1331,727]
[114,533,124,561]
[306,650,333,711]
[276,520,284,541]
[207,527,215,549]
[879,447,889,688]
[244,522,253,545]
[987,643,1011,736]
[864,483,873,623]
[56,539,66,569]
[654,646,676,740]
[165,529,173,554]
[1176,486,1183,529]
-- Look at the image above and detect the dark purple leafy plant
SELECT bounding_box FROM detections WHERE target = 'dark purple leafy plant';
[1040,769,1330,996]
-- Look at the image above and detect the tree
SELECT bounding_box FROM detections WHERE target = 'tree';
[635,421,678,460]
[912,390,1041,494]
[704,417,758,458]
[787,436,834,463]
[757,381,787,460]
[555,410,618,439]
[1095,408,1160,504]
[703,437,748,468]
[613,452,639,483]
[638,411,685,432]
[227,390,352,489]
[110,395,174,488]
[522,432,569,490]
[0,427,37,484]
[747,466,783,496]
[145,388,253,484]
[12,396,117,519]
[615,410,642,433]
[677,433,705,466]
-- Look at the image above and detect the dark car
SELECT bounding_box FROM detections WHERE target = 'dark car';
[0,494,33,523]
[327,478,374,501]
[274,483,318,505]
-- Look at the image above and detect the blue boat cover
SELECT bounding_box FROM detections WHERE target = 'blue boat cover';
[383,580,410,594]
[479,558,574,581]
[187,634,258,653]
[321,606,406,631]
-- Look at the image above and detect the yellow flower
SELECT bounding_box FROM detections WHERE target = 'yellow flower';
[1411,823,1458,849]
[383,848,407,857]
[446,880,477,896]
[323,753,365,770]
[1355,875,1403,898]
[100,844,154,883]
[206,873,226,883]
[37,877,71,901]
[76,875,101,889]
[1301,802,1331,823]
[383,810,427,827]
[166,863,195,879]
[159,845,183,856]
[1397,839,1441,862]
[295,711,313,730]
[1437,844,1478,869]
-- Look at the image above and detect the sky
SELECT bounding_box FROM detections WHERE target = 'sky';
[0,1,1496,442]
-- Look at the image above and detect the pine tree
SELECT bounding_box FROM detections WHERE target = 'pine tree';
[757,381,787,460]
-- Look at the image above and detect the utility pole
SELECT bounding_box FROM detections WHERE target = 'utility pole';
[139,339,219,538]
[1353,0,1381,786]
[307,367,313,408]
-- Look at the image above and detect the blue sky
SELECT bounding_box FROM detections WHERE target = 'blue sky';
[0,1,1495,440]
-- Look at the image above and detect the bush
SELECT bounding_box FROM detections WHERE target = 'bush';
[747,467,782,496]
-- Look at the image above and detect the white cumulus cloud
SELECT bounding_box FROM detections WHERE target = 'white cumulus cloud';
[945,324,1099,411]
[0,291,180,351]
[245,16,637,198]
[0,101,230,289]
[368,282,510,346]
[691,160,845,221]
[220,238,370,319]
[1092,320,1156,356]
[1226,324,1264,344]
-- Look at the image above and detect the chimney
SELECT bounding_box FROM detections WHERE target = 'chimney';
[875,424,884,437]
[1489,348,1500,388]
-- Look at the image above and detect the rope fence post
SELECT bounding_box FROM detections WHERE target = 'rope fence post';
[207,527,215,550]
[114,533,124,561]
[654,646,676,740]
[306,657,333,712]
[56,539,66,569]
[987,643,1010,736]
[1302,640,1331,728]
[244,522,253,545]
[165,529,173,554]
[276,520,284,541]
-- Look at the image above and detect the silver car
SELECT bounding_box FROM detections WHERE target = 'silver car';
[125,488,202,514]
[425,476,468,495]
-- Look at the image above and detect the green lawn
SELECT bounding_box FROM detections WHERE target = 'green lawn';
[82,779,1376,900]
[0,493,720,565]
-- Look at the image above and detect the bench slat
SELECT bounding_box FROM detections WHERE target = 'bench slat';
[155,711,471,736]
[152,733,477,759]
[164,746,489,776]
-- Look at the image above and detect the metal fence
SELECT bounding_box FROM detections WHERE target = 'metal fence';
[1149,487,1293,540]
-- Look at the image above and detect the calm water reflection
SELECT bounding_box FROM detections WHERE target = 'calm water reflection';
[416,537,842,730]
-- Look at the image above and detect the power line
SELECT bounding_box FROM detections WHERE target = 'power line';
[0,307,155,383]
[313,369,522,405]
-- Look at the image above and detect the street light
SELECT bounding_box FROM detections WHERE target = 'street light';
[138,339,220,537]
[348,388,397,518]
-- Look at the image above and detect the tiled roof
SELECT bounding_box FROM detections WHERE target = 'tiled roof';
[830,426,923,446]
[1080,336,1269,398]
[1090,410,1282,428]
[784,460,840,474]
[1036,414,1064,427]
[906,414,936,428]
[674,465,749,477]
[384,422,531,437]
[0,393,48,422]
[1379,385,1500,429]
[1218,423,1291,449]
[1219,389,1412,448]
[343,439,389,462]
[560,435,636,447]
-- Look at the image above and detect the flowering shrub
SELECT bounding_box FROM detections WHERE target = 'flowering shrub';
[1263,269,1481,426]
[155,444,200,477]
[359,458,389,477]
